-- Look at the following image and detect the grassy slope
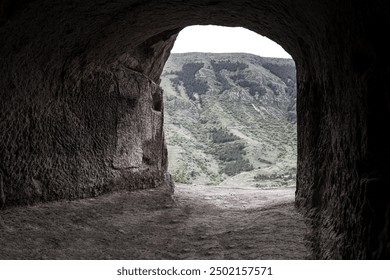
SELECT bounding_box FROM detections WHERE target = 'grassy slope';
[161,53,297,187]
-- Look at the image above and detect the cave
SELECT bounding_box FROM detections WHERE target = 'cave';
[0,0,389,259]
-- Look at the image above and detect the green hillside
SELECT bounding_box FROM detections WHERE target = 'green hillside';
[160,53,297,188]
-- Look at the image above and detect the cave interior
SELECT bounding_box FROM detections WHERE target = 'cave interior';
[0,0,390,259]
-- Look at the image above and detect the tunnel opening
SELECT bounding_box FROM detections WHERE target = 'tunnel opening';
[161,25,297,189]
[157,26,307,259]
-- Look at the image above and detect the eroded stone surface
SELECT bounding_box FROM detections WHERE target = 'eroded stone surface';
[0,185,308,260]
[1,0,390,259]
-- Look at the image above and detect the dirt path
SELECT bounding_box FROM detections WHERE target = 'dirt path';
[0,185,309,259]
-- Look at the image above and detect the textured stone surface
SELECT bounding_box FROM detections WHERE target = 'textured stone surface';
[1,0,390,259]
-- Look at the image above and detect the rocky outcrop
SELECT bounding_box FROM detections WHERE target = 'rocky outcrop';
[1,0,390,259]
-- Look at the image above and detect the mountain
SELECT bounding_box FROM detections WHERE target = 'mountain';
[160,52,297,188]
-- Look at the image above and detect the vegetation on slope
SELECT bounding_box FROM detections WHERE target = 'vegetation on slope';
[161,53,297,187]
[210,127,240,143]
[169,62,209,100]
[210,60,249,93]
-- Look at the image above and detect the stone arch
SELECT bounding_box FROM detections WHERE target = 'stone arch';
[1,0,389,259]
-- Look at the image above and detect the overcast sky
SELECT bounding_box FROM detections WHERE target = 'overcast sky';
[171,25,292,59]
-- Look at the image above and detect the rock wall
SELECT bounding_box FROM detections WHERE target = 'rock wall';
[1,0,389,259]
[0,3,177,205]
[0,56,173,205]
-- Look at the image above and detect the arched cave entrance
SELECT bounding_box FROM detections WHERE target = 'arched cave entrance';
[163,25,297,188]
[0,0,389,259]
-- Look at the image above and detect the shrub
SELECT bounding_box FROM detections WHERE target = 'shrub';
[266,82,279,95]
[221,159,253,176]
[211,60,248,72]
[237,81,267,96]
[172,62,209,100]
[262,63,297,98]
[230,73,245,81]
[210,60,249,93]
[172,168,191,184]
[210,128,239,143]
[217,143,246,162]
[262,62,296,84]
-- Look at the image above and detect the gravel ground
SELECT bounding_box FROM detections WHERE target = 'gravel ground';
[0,184,310,259]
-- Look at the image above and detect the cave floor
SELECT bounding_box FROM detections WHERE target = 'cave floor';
[0,185,309,259]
